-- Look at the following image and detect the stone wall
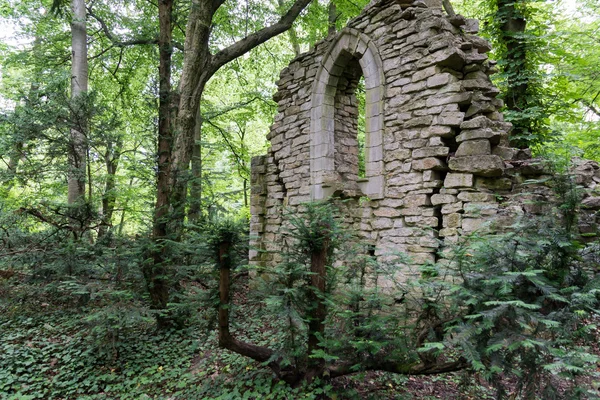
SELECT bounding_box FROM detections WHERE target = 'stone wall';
[249,0,600,271]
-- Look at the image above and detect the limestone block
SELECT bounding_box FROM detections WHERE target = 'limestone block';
[412,157,447,171]
[431,194,457,205]
[441,202,463,214]
[400,207,426,216]
[426,92,471,107]
[404,139,428,148]
[421,125,453,138]
[464,202,498,216]
[448,155,504,177]
[443,213,462,228]
[426,73,456,88]
[374,207,402,217]
[582,197,600,209]
[405,115,433,128]
[439,228,458,237]
[402,80,428,93]
[474,177,512,191]
[412,146,450,159]
[371,218,394,230]
[455,128,500,143]
[384,148,412,162]
[457,191,496,202]
[379,198,404,208]
[455,140,491,157]
[444,172,474,188]
[405,215,438,227]
[460,116,492,129]
[461,218,487,232]
[493,146,518,160]
[434,112,464,126]
[403,194,432,207]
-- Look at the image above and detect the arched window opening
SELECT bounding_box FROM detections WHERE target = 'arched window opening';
[357,76,366,179]
[333,56,363,184]
[310,30,385,200]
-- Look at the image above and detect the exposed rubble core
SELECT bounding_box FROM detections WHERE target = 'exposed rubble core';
[249,0,600,271]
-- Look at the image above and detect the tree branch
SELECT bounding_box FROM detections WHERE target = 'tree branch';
[87,6,184,51]
[210,0,312,72]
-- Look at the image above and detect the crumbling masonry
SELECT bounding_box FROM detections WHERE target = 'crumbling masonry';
[249,0,600,270]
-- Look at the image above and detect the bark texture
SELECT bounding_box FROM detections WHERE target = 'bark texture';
[68,0,88,205]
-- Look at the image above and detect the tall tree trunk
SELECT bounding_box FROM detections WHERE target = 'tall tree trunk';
[98,138,122,238]
[188,106,203,224]
[327,1,337,37]
[495,0,533,148]
[145,0,312,328]
[144,0,175,328]
[68,0,88,206]
[170,0,312,239]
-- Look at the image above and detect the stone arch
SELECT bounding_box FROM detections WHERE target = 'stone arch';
[310,28,385,200]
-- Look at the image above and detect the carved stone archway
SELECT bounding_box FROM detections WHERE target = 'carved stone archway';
[310,28,385,200]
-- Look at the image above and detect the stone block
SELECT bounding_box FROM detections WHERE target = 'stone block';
[461,218,487,232]
[412,146,450,159]
[443,213,462,228]
[371,218,394,230]
[439,228,458,237]
[464,202,498,216]
[434,112,464,126]
[455,140,491,157]
[474,177,513,191]
[441,202,463,214]
[457,191,496,202]
[431,194,457,205]
[460,116,492,129]
[448,155,504,177]
[492,146,518,160]
[405,215,439,227]
[444,173,474,188]
[412,157,447,171]
[403,194,432,207]
[374,207,402,217]
[388,172,423,186]
[455,128,499,143]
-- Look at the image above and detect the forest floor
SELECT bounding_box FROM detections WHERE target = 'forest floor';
[1,275,598,399]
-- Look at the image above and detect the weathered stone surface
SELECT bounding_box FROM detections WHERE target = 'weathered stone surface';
[492,146,518,160]
[455,140,491,157]
[251,1,600,275]
[444,173,474,188]
[461,218,487,232]
[582,197,600,209]
[443,213,462,228]
[412,157,447,171]
[448,155,504,177]
[456,128,500,143]
[431,194,457,205]
[412,146,450,159]
[457,191,496,202]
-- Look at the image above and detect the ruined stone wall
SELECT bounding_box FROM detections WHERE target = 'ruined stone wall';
[249,0,600,271]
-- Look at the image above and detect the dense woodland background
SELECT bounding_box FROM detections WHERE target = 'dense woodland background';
[1,0,600,398]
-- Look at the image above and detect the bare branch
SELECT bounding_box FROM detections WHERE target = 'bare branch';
[87,6,184,51]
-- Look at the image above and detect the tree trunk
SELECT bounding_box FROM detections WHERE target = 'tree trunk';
[68,0,88,206]
[188,106,203,224]
[145,0,175,328]
[307,236,329,373]
[328,1,337,37]
[495,0,531,148]
[98,138,122,238]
